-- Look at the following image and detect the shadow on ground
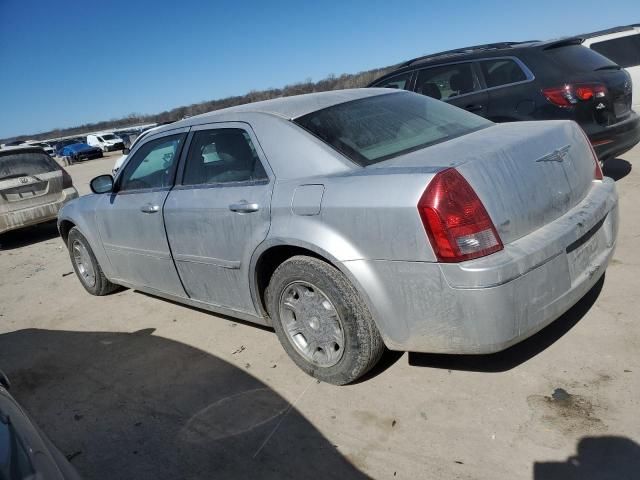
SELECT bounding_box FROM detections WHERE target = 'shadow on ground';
[602,158,631,181]
[408,274,604,373]
[534,436,640,479]
[0,328,369,480]
[0,220,60,250]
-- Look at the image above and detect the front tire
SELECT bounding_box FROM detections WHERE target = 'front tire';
[266,256,384,385]
[67,227,119,296]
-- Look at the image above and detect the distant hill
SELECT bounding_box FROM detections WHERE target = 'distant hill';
[2,65,394,143]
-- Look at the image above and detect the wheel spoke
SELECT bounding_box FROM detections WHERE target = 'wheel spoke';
[278,281,345,368]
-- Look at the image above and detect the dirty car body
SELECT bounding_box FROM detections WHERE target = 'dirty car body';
[58,89,617,382]
[0,147,78,235]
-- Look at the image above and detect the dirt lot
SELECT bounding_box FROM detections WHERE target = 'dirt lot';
[1,149,639,479]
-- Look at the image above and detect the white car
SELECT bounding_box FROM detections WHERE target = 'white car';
[87,133,124,152]
[580,25,640,112]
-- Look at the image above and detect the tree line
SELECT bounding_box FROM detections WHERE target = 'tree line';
[2,66,394,143]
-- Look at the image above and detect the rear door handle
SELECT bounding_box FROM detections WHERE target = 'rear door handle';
[465,104,484,112]
[140,204,160,214]
[229,201,260,213]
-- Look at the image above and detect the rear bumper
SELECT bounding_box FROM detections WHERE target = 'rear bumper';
[0,187,79,234]
[344,178,618,353]
[588,112,640,161]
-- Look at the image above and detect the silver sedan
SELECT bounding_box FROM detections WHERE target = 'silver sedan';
[58,89,618,384]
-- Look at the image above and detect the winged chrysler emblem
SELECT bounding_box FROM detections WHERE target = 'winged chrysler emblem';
[536,144,571,163]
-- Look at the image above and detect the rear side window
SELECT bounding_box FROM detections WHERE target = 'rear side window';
[544,44,618,72]
[479,59,527,87]
[373,72,412,90]
[294,92,492,166]
[415,63,480,100]
[182,129,267,185]
[590,34,640,68]
[0,151,59,180]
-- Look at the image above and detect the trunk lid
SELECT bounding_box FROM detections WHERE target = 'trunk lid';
[0,150,65,215]
[371,121,595,244]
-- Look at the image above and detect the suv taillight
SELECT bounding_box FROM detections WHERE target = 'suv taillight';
[418,168,503,263]
[61,168,74,189]
[542,83,607,107]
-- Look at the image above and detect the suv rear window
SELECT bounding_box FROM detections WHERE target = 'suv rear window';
[294,92,491,166]
[545,44,618,72]
[590,34,640,68]
[0,151,59,180]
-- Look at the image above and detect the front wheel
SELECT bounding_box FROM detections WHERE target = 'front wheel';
[266,256,384,385]
[67,227,119,296]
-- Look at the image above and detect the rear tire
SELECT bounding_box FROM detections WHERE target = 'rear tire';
[266,255,384,385]
[67,227,119,296]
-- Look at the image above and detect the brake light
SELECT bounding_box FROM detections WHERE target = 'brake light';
[61,168,74,189]
[418,169,503,262]
[542,83,607,107]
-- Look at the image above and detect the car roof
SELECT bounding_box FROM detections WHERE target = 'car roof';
[370,37,589,83]
[570,23,640,41]
[0,145,47,155]
[153,88,396,134]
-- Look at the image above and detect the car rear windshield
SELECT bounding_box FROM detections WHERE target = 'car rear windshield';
[544,44,619,72]
[294,92,491,166]
[0,151,59,180]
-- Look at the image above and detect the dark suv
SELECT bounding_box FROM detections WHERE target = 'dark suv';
[369,39,640,161]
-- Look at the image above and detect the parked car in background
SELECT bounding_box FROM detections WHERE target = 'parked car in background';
[87,133,124,152]
[1,146,78,234]
[578,25,640,112]
[59,142,103,165]
[31,142,56,156]
[0,369,82,479]
[369,39,640,161]
[59,89,617,385]
[54,139,84,156]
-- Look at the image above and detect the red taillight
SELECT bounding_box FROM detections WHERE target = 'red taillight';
[542,83,607,107]
[577,127,603,180]
[61,168,74,189]
[418,169,503,263]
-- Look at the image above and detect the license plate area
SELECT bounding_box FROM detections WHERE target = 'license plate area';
[566,217,606,282]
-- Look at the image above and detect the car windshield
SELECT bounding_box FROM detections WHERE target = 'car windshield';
[102,134,117,140]
[294,92,491,166]
[0,152,59,180]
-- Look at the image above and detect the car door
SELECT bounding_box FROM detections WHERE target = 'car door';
[413,61,489,117]
[476,57,535,121]
[94,129,188,296]
[163,123,273,314]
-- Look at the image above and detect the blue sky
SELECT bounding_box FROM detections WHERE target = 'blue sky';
[0,0,637,138]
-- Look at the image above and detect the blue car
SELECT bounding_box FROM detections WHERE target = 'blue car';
[59,143,103,164]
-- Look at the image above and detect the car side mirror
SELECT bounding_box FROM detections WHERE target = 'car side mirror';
[123,147,130,154]
[90,174,114,194]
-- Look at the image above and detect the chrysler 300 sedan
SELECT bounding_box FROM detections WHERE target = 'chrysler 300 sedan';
[58,89,618,384]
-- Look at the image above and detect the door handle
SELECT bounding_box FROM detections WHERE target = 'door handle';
[465,104,484,112]
[140,204,160,214]
[229,201,260,213]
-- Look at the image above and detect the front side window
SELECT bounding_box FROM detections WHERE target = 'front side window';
[373,72,412,90]
[182,129,267,186]
[479,59,527,88]
[590,34,640,68]
[295,92,492,166]
[119,134,184,191]
[415,63,480,100]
